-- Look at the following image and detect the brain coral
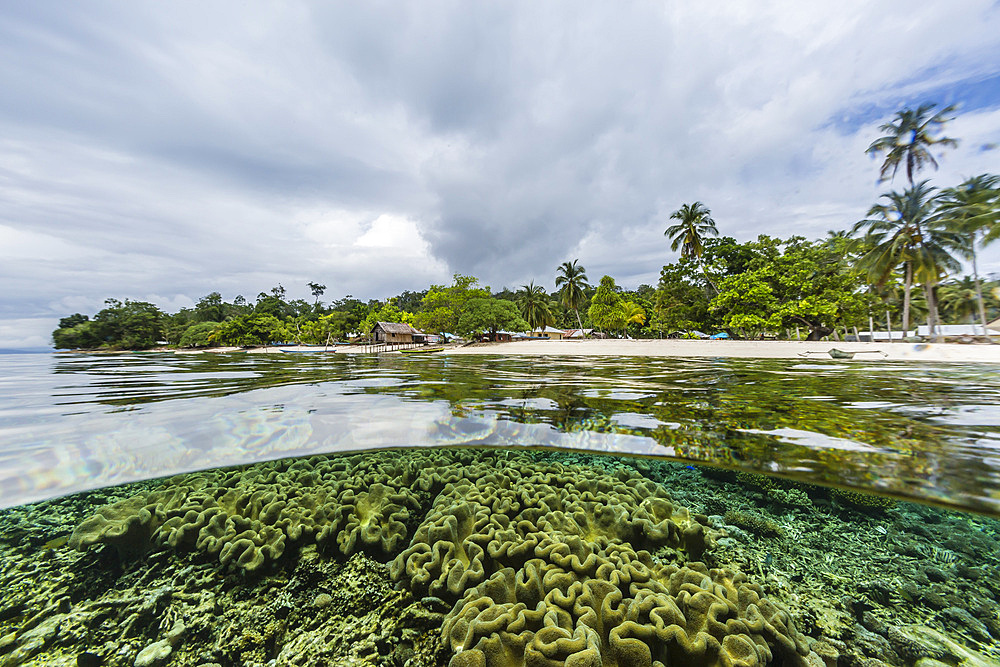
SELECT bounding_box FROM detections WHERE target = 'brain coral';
[69,448,813,666]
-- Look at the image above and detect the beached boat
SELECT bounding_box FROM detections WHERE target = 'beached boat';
[399,346,444,354]
[279,348,337,354]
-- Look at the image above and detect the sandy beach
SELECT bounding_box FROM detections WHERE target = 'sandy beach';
[442,338,1000,362]
[183,338,1000,363]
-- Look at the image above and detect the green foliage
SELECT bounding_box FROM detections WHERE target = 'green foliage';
[296,312,351,343]
[52,320,102,349]
[360,300,415,335]
[709,237,874,338]
[414,274,490,334]
[865,103,957,185]
[712,272,780,337]
[58,313,89,329]
[664,201,718,261]
[211,314,290,347]
[194,292,226,322]
[517,281,554,331]
[91,299,166,349]
[652,263,710,333]
[178,321,221,348]
[457,298,528,336]
[588,276,625,333]
[555,260,590,330]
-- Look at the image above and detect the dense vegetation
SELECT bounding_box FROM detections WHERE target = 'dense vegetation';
[53,103,1000,349]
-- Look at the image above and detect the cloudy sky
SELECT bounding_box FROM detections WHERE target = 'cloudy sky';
[2,2,1000,347]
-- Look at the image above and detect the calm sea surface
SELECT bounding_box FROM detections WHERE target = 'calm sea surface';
[2,351,999,515]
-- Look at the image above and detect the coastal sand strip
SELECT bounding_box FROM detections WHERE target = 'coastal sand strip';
[441,339,1000,363]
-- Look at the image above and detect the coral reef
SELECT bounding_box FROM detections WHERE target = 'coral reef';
[3,448,998,666]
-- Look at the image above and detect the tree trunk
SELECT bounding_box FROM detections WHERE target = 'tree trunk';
[575,308,585,335]
[926,281,943,343]
[902,262,913,338]
[806,325,832,341]
[700,260,720,295]
[971,249,989,335]
[886,309,894,343]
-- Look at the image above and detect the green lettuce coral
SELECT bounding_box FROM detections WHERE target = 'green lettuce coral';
[68,448,814,666]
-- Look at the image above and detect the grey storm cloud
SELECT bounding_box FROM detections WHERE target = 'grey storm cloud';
[1,1,1000,347]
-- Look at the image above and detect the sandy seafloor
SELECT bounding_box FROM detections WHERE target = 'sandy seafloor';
[0,447,998,667]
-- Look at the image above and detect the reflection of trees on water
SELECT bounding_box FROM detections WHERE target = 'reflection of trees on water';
[48,353,1000,515]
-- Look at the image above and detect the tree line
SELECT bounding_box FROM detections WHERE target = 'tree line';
[53,103,1000,349]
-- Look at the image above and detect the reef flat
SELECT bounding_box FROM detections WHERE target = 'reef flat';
[0,448,998,666]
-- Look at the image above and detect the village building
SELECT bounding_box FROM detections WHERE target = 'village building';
[372,321,425,344]
[529,326,567,340]
[563,328,593,339]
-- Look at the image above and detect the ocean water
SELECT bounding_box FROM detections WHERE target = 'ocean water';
[0,352,998,666]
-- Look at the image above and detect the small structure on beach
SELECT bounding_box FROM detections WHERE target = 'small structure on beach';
[563,328,593,339]
[529,326,567,340]
[915,324,999,341]
[372,321,424,344]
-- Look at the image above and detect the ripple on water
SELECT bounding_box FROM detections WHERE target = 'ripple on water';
[1,352,1000,516]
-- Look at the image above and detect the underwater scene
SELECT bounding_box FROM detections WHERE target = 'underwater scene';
[1,352,999,666]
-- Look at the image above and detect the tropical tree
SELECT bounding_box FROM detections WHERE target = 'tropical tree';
[415,274,490,335]
[665,202,719,293]
[588,276,625,334]
[457,298,529,338]
[517,281,554,331]
[307,282,327,306]
[938,174,1000,332]
[937,277,981,324]
[865,103,958,186]
[555,260,590,331]
[621,301,646,337]
[853,182,962,341]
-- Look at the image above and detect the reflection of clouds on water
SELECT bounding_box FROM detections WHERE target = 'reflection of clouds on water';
[610,412,665,429]
[930,405,1000,426]
[579,389,656,400]
[737,427,882,453]
[5,352,1000,515]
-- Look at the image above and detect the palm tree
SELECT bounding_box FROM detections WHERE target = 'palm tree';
[938,174,1000,333]
[852,182,961,341]
[555,260,591,332]
[621,301,646,338]
[865,103,958,186]
[938,277,980,324]
[517,281,554,331]
[665,202,719,293]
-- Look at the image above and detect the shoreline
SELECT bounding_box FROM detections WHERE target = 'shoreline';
[155,338,1000,363]
[441,338,1000,362]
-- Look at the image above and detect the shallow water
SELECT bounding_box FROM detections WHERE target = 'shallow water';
[1,352,1000,666]
[1,352,1000,515]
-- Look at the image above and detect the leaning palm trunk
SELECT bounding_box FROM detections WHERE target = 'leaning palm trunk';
[901,262,913,338]
[574,308,584,333]
[971,250,990,335]
[925,280,942,343]
[700,261,719,295]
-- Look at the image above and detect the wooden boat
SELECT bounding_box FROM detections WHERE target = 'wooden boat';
[399,347,444,355]
[798,348,888,360]
[279,348,337,354]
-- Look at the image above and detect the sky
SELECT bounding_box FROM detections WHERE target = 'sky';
[2,2,1000,348]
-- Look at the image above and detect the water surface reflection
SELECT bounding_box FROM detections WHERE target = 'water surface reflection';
[1,352,998,515]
